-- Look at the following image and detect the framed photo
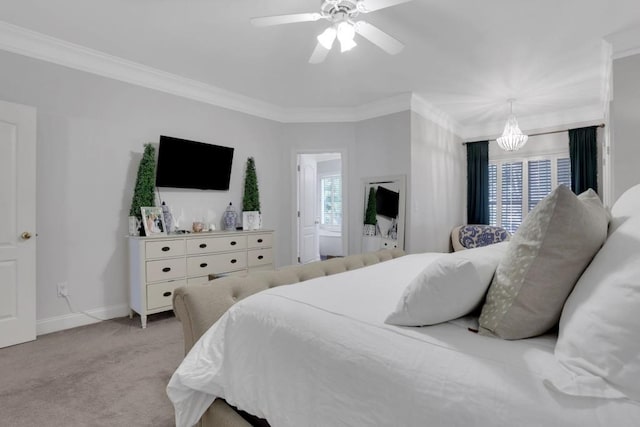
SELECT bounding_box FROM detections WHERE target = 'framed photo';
[141,206,166,236]
[242,211,261,231]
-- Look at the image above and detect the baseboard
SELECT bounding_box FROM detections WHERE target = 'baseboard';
[36,304,130,336]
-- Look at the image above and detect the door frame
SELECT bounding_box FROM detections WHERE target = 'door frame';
[291,148,348,265]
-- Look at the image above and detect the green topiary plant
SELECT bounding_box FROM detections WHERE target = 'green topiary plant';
[364,187,377,225]
[242,157,260,212]
[129,143,156,220]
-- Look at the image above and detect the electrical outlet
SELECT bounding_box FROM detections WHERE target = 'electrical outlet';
[57,282,69,297]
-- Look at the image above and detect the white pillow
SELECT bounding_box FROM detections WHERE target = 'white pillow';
[549,183,640,401]
[386,243,507,326]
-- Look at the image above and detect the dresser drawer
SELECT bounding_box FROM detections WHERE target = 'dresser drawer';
[147,280,185,310]
[248,248,273,267]
[186,235,247,255]
[187,252,247,276]
[146,258,186,282]
[145,239,185,259]
[248,233,273,249]
[186,275,211,286]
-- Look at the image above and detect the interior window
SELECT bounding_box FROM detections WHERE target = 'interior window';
[321,175,342,229]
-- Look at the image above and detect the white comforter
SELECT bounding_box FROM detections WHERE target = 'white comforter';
[167,253,640,427]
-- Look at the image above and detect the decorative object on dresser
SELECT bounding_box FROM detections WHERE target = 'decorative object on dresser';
[140,206,166,236]
[242,157,261,230]
[129,143,156,236]
[222,203,238,231]
[161,201,174,234]
[128,230,274,328]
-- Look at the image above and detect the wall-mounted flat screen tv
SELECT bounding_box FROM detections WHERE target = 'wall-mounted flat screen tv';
[155,136,234,190]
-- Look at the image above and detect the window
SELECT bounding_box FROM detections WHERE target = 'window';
[489,155,571,233]
[320,175,342,228]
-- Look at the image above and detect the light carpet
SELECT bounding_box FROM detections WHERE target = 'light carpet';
[0,312,183,426]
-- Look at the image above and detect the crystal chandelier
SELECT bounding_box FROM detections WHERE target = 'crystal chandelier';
[496,99,528,151]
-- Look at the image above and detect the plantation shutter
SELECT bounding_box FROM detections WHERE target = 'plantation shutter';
[488,164,497,226]
[557,158,572,189]
[528,160,552,212]
[501,162,523,233]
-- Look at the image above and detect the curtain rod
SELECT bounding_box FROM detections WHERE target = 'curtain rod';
[462,123,605,145]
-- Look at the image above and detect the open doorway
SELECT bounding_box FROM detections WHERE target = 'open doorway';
[296,152,346,264]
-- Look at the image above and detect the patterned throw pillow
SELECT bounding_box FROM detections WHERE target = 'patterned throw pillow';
[478,186,608,340]
[458,225,510,249]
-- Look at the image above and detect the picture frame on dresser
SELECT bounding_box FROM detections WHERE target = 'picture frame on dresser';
[141,206,166,236]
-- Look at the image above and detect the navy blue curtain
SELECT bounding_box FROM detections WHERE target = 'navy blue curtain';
[466,141,489,224]
[568,126,598,194]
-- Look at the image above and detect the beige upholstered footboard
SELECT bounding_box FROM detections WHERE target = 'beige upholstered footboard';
[172,248,405,427]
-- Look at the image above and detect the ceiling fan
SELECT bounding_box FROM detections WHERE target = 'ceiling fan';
[251,0,412,64]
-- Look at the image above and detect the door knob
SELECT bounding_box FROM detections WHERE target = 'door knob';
[21,231,32,240]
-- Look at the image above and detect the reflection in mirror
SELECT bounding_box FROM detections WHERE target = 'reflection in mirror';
[362,175,406,251]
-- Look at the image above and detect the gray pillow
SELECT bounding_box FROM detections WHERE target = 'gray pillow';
[478,186,608,339]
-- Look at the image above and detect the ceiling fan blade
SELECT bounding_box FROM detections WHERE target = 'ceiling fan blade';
[354,21,404,55]
[309,42,330,64]
[357,0,413,13]
[251,12,323,27]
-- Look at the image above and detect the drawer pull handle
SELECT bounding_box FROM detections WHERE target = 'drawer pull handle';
[162,267,171,273]
[230,241,237,246]
[199,243,207,249]
[258,255,264,260]
[163,291,172,297]
[230,259,237,264]
[257,238,263,243]
[161,246,170,252]
[200,263,208,268]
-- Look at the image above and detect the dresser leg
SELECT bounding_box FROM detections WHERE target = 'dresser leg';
[129,309,134,319]
[141,315,147,329]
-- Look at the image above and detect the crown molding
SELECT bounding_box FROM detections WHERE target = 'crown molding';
[410,94,462,137]
[282,93,412,123]
[0,21,290,122]
[606,25,640,60]
[0,20,609,135]
[0,20,421,125]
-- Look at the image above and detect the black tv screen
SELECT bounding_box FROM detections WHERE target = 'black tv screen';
[155,136,234,190]
[376,185,399,218]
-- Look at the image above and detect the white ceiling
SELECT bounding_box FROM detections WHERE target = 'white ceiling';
[0,0,639,137]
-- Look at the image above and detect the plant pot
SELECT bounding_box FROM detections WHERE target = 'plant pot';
[242,211,261,230]
[363,224,377,236]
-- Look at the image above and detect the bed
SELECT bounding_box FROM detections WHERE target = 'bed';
[168,183,640,427]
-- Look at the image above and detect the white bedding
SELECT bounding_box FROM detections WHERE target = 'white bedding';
[167,253,640,427]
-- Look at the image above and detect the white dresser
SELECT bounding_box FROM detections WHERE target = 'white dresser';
[128,230,274,328]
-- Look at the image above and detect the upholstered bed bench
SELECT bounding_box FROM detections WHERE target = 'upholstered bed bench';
[172,248,405,427]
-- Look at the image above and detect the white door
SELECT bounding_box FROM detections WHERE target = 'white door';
[0,100,37,348]
[298,155,319,264]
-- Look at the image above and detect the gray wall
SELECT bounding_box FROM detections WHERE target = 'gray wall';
[408,112,466,252]
[0,50,465,329]
[0,50,286,322]
[612,53,640,201]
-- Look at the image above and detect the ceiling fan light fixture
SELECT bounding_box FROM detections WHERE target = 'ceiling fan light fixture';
[496,99,528,152]
[317,26,337,49]
[337,21,357,52]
